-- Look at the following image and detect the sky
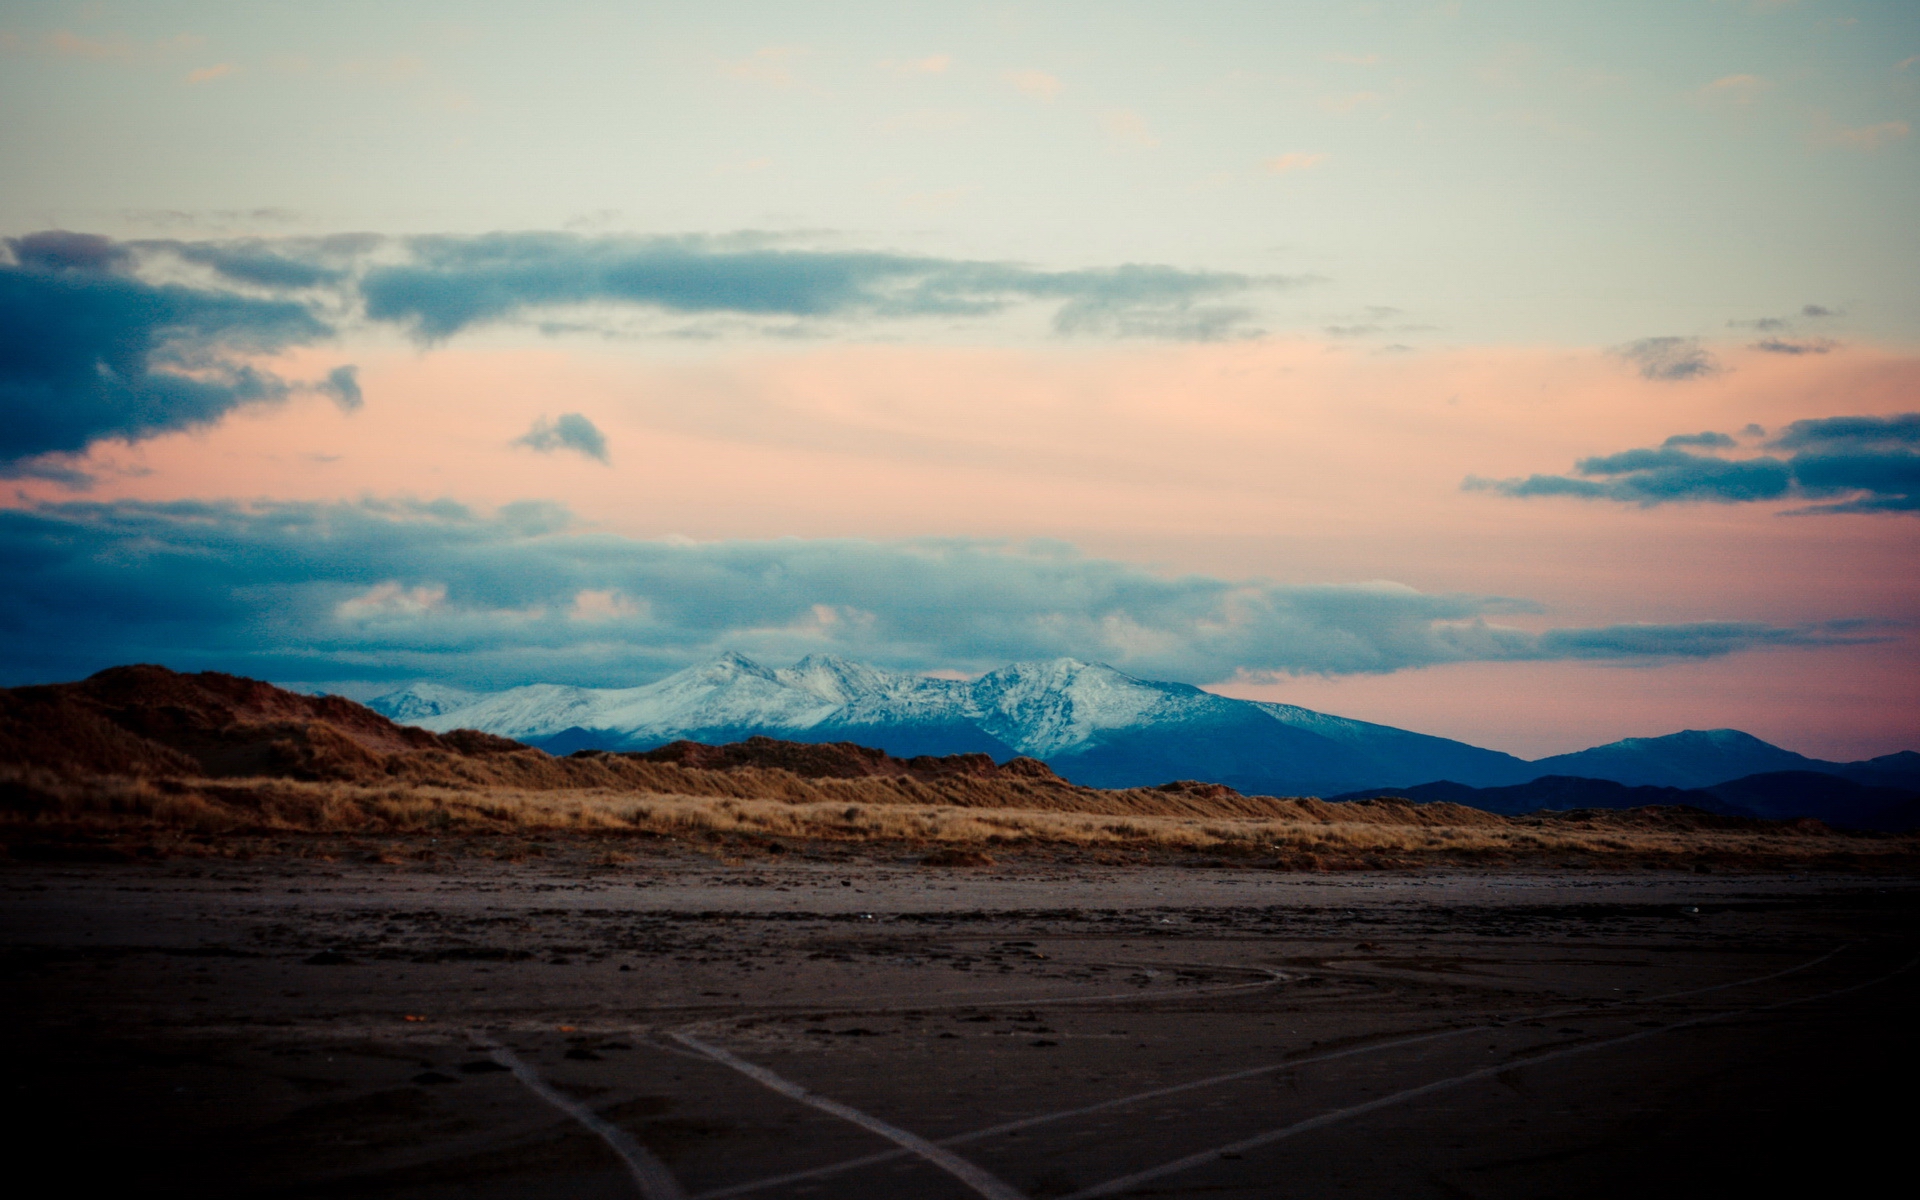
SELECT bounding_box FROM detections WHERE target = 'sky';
[1,0,1916,760]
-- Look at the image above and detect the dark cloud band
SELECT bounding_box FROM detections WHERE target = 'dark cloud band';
[0,228,1304,466]
[358,233,1281,341]
[0,235,331,469]
[0,500,1879,689]
[1469,414,1920,515]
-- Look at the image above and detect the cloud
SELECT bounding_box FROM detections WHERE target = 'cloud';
[1037,264,1267,340]
[1005,69,1062,100]
[570,589,644,621]
[0,228,1305,462]
[10,230,133,273]
[185,63,235,84]
[1322,309,1437,340]
[1753,337,1835,354]
[1769,413,1920,451]
[1613,336,1721,381]
[1533,621,1876,660]
[1469,413,1920,514]
[1103,110,1159,149]
[1324,52,1382,66]
[0,231,331,467]
[514,413,609,463]
[10,228,1287,346]
[722,46,805,87]
[0,500,1874,689]
[1818,119,1910,150]
[878,109,971,134]
[317,365,362,412]
[1662,431,1735,449]
[44,30,135,61]
[883,54,950,75]
[1320,91,1385,115]
[1731,306,1839,351]
[1470,449,1791,504]
[1695,73,1771,104]
[357,232,1282,341]
[1264,152,1328,174]
[336,581,447,621]
[152,236,358,289]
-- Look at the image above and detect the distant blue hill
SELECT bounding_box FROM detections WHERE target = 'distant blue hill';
[1530,729,1837,789]
[1331,771,1920,832]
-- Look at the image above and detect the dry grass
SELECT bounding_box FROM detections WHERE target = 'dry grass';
[4,767,1913,871]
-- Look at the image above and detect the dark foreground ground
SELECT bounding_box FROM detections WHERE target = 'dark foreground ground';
[4,855,1916,1199]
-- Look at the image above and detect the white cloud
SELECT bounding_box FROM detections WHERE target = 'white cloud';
[1103,109,1159,148]
[1319,91,1385,115]
[1265,152,1328,174]
[1005,69,1062,100]
[1818,119,1910,150]
[1694,73,1771,105]
[883,54,950,75]
[336,582,447,621]
[570,589,645,622]
[722,46,805,88]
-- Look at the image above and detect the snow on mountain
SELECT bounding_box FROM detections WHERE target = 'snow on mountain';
[375,652,1531,793]
[396,653,839,743]
[397,653,1193,756]
[364,682,481,723]
[367,652,1900,796]
[964,659,1222,757]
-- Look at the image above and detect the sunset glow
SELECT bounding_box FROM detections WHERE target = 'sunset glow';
[3,0,1915,759]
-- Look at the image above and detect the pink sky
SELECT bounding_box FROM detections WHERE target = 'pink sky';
[19,335,1918,759]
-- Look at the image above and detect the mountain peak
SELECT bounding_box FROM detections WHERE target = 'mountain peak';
[778,654,901,703]
[358,651,1911,798]
[694,650,776,680]
[789,651,866,668]
[1611,729,1771,750]
[1532,726,1819,789]
[365,681,481,722]
[975,657,1114,687]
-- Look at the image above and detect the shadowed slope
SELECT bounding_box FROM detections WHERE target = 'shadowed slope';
[0,665,518,781]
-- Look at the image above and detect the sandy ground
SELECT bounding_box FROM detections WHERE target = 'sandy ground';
[5,853,1917,1198]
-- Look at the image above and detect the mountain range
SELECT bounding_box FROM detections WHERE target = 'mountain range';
[366,652,1919,802]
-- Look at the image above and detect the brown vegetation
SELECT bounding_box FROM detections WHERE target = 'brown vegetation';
[4,769,1911,872]
[2,666,1913,871]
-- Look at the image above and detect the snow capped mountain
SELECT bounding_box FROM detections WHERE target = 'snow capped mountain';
[961,659,1220,757]
[366,652,1906,796]
[375,653,848,744]
[371,653,1181,755]
[361,681,480,723]
[366,651,1534,794]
